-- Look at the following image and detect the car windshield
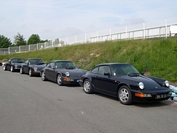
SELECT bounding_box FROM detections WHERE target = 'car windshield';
[111,64,139,76]
[11,58,24,63]
[29,59,45,65]
[55,61,76,69]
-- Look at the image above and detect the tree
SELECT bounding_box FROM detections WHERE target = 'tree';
[40,39,48,43]
[14,33,26,46]
[0,35,12,48]
[28,34,41,45]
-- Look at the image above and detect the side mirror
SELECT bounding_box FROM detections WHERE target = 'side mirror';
[104,72,110,76]
[141,72,144,75]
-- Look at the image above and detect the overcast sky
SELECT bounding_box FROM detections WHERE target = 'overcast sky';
[0,0,177,42]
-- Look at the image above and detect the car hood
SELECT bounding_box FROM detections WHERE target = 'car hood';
[120,75,168,91]
[30,64,47,69]
[58,68,87,77]
[12,63,25,66]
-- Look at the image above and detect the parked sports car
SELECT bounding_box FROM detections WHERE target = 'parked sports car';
[20,58,46,76]
[79,63,171,105]
[41,60,87,86]
[3,58,25,72]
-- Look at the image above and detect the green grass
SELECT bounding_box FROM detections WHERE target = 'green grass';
[1,38,177,82]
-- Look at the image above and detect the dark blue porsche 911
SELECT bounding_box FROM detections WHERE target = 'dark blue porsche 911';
[79,63,171,105]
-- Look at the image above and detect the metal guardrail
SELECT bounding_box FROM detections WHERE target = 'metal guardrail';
[0,23,177,55]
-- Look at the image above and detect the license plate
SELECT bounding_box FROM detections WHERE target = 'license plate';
[156,94,168,99]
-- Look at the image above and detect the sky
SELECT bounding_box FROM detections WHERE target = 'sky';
[0,0,177,42]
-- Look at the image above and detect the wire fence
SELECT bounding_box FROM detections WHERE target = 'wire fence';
[0,23,177,55]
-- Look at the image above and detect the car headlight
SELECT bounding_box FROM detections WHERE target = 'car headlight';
[164,80,169,87]
[65,72,70,77]
[139,82,144,90]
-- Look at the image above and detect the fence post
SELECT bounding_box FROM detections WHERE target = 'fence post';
[143,23,145,39]
[165,19,167,38]
[8,47,10,54]
[125,26,127,39]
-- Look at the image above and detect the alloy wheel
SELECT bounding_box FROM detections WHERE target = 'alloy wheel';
[118,86,132,105]
[83,79,93,94]
[57,74,63,86]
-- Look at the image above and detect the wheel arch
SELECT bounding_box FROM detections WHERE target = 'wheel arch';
[116,83,131,95]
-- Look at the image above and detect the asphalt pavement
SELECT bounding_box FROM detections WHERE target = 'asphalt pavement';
[0,67,177,133]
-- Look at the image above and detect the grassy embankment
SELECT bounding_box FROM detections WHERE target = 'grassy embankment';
[0,38,177,82]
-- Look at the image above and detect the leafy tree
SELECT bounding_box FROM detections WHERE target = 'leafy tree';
[28,34,41,45]
[0,35,12,48]
[40,39,48,43]
[14,33,26,46]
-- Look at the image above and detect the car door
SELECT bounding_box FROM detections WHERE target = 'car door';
[46,62,57,81]
[95,65,118,96]
[23,60,29,73]
[89,67,99,89]
[6,60,11,70]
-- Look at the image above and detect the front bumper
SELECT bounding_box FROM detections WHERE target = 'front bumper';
[62,77,80,85]
[131,90,171,103]
[14,65,21,70]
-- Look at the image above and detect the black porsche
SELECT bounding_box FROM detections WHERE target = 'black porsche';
[40,60,87,86]
[20,58,46,76]
[79,63,171,105]
[3,58,25,72]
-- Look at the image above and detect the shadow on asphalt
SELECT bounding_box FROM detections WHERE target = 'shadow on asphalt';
[89,92,176,107]
[134,100,177,108]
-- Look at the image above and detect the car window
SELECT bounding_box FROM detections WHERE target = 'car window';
[98,66,110,75]
[55,61,76,69]
[29,59,44,65]
[111,64,139,76]
[91,67,98,74]
[25,60,28,64]
[48,62,55,68]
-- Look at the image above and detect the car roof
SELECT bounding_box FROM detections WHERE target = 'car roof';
[27,58,42,60]
[96,62,130,66]
[50,60,72,62]
[10,58,23,59]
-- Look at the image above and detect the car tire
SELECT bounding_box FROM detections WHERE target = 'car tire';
[29,68,33,77]
[10,66,14,72]
[83,79,93,94]
[57,74,63,86]
[41,71,47,81]
[118,85,132,105]
[20,67,24,74]
[3,65,7,71]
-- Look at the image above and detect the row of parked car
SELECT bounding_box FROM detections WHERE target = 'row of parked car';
[2,57,172,105]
